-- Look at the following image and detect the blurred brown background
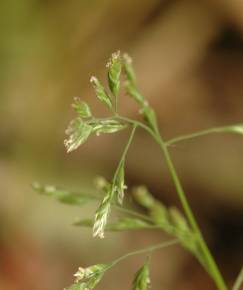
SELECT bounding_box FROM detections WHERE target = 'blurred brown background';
[0,0,243,289]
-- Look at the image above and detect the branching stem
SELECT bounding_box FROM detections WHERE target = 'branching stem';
[113,205,154,223]
[112,124,137,184]
[110,238,179,268]
[115,114,228,290]
[155,134,227,290]
[165,125,241,146]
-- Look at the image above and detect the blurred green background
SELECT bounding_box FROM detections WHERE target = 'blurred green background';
[0,0,243,289]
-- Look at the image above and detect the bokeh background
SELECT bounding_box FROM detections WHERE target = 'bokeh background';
[0,0,243,289]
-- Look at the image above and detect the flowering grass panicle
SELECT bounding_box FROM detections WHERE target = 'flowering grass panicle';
[34,51,243,290]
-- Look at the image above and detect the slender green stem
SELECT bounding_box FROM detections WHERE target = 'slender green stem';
[112,124,137,184]
[109,238,179,268]
[155,135,227,290]
[165,125,239,146]
[115,115,156,138]
[116,114,228,290]
[113,205,155,223]
[80,193,153,225]
[115,95,119,115]
[232,267,243,290]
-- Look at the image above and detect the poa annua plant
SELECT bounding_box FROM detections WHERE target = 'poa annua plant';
[33,51,243,290]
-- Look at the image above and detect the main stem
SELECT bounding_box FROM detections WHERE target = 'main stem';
[155,133,227,290]
[115,115,227,289]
